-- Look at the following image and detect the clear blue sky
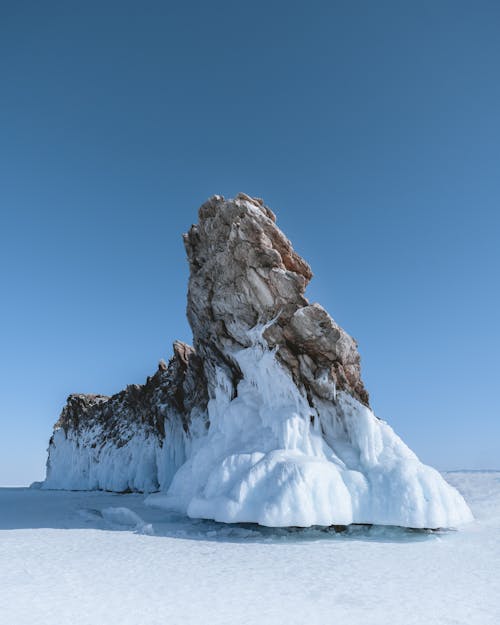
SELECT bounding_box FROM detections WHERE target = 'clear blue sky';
[1,1,499,485]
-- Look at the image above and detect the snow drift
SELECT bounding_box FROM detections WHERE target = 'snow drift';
[44,193,472,528]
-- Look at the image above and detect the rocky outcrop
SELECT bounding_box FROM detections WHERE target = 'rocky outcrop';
[44,341,208,492]
[53,341,208,444]
[43,193,472,529]
[184,193,368,408]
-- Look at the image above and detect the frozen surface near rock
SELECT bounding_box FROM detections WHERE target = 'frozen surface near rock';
[101,507,154,535]
[44,194,472,528]
[1,474,498,625]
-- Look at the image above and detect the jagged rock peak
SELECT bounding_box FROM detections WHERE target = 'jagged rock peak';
[183,193,369,406]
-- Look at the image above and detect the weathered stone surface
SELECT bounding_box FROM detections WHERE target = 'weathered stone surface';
[53,341,208,447]
[184,193,369,406]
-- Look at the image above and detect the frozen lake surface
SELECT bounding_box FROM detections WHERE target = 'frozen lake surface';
[1,471,498,625]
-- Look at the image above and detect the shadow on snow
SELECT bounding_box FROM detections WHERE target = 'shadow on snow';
[0,487,449,544]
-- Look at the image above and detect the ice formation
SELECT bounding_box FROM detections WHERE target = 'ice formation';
[44,193,473,528]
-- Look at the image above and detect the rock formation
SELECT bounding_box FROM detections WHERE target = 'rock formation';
[184,193,368,409]
[44,194,473,529]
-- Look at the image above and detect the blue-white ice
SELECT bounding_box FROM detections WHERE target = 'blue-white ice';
[147,336,472,528]
[44,331,472,529]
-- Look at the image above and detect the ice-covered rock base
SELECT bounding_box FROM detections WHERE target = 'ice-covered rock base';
[146,331,472,528]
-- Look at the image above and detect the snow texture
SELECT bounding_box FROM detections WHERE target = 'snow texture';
[0,472,498,625]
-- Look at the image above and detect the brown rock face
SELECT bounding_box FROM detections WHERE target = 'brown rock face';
[53,341,208,445]
[183,193,369,407]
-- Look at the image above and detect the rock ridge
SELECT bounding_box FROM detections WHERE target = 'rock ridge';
[184,193,368,407]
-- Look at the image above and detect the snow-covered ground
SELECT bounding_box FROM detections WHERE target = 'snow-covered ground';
[1,472,498,625]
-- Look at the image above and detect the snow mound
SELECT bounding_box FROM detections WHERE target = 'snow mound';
[146,330,473,528]
[101,507,154,535]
